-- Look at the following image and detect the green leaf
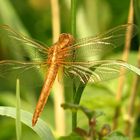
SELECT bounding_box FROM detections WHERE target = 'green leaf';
[58,132,84,140]
[123,63,140,76]
[0,106,55,140]
[104,132,129,140]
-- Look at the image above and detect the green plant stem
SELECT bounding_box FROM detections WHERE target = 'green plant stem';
[71,0,77,37]
[71,0,86,131]
[73,84,85,104]
[72,84,85,130]
[71,0,77,130]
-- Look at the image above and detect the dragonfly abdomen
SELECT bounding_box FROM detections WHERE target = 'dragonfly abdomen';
[32,61,59,126]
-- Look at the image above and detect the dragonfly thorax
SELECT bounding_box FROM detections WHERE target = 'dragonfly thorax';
[58,33,74,49]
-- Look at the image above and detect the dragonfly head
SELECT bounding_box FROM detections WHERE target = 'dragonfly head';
[58,33,75,48]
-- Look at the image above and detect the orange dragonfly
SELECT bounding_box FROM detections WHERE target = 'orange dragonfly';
[0,24,139,126]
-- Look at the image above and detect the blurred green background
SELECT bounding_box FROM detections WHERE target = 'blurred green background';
[0,0,140,140]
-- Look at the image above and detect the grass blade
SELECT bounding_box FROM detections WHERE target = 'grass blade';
[16,79,21,140]
[0,107,55,140]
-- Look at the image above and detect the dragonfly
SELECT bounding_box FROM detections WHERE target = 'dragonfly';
[0,24,139,126]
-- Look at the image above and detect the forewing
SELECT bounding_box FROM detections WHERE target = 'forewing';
[64,60,139,83]
[0,25,48,60]
[64,24,137,61]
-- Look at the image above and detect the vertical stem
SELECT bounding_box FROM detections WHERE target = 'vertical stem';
[51,0,65,135]
[112,0,134,130]
[124,47,140,136]
[72,84,85,130]
[71,0,77,130]
[124,0,140,136]
[51,0,60,41]
[71,0,77,36]
[16,79,21,140]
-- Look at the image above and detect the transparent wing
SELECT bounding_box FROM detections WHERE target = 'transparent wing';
[0,25,48,60]
[61,24,137,61]
[64,60,139,83]
[0,60,46,79]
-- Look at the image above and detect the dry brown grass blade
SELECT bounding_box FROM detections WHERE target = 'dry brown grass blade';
[112,0,134,130]
[124,46,140,136]
[50,0,66,135]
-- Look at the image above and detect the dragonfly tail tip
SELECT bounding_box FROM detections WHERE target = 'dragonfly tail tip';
[32,118,37,127]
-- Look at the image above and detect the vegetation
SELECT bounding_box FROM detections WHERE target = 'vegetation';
[0,0,140,140]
